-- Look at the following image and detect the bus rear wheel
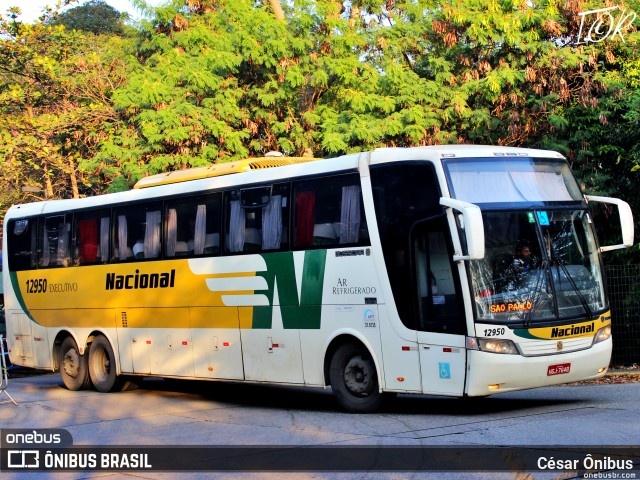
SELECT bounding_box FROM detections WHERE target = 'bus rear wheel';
[59,336,91,391]
[329,342,382,413]
[88,335,136,393]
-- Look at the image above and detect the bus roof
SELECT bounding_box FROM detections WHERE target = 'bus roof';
[371,144,566,161]
[134,145,566,192]
[133,156,321,189]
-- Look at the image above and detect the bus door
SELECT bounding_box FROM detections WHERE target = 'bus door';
[412,219,467,395]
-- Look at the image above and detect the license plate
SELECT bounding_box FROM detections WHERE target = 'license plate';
[547,363,571,376]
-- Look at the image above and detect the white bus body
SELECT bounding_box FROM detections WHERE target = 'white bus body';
[3,146,633,412]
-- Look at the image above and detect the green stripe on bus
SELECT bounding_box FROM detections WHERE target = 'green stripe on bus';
[9,271,39,324]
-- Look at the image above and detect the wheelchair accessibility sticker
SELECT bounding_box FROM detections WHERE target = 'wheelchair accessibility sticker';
[439,362,451,379]
[536,211,550,226]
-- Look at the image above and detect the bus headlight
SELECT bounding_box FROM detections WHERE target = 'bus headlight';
[478,338,519,355]
[593,325,612,345]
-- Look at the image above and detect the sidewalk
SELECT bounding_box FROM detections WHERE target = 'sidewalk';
[561,365,640,386]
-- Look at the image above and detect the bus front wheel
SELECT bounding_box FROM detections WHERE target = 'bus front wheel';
[88,335,136,393]
[329,342,382,413]
[59,336,91,391]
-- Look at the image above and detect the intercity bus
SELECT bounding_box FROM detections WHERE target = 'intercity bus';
[2,146,634,412]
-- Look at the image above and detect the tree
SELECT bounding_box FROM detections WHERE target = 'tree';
[0,8,128,215]
[99,0,326,181]
[95,0,639,161]
[52,0,128,36]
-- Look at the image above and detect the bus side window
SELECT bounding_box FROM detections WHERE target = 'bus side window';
[113,203,162,261]
[165,193,222,257]
[262,183,290,251]
[292,173,368,249]
[39,215,71,268]
[225,184,289,253]
[7,219,38,271]
[73,209,111,265]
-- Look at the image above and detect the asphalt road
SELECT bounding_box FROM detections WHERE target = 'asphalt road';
[1,372,639,479]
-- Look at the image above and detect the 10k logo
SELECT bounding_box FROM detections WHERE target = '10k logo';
[576,6,637,44]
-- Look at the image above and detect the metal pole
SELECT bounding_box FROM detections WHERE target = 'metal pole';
[0,335,18,405]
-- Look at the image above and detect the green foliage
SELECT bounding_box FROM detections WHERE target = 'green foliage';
[51,0,128,36]
[0,5,128,216]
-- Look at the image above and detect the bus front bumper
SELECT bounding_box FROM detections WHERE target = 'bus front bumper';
[465,338,612,397]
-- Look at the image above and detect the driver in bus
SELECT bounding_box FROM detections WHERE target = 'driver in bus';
[509,240,539,285]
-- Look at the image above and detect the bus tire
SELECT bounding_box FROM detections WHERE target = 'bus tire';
[329,342,382,413]
[59,336,91,391]
[88,335,126,393]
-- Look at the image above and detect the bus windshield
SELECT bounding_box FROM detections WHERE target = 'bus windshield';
[469,210,606,324]
[442,156,605,324]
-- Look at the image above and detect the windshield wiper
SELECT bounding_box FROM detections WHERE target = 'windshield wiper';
[523,261,548,327]
[552,258,594,319]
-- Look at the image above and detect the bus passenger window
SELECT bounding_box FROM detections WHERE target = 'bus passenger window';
[113,203,162,261]
[262,186,289,250]
[7,219,37,271]
[225,184,289,253]
[292,174,368,249]
[73,209,111,265]
[165,193,221,257]
[113,214,132,260]
[294,190,316,247]
[77,219,98,263]
[39,215,71,268]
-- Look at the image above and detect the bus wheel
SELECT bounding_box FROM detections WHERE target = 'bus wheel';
[88,335,126,393]
[329,342,382,413]
[59,336,91,391]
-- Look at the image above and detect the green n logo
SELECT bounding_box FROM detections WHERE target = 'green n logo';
[252,250,327,329]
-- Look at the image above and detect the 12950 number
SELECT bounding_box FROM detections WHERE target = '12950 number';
[25,278,47,294]
[483,327,506,337]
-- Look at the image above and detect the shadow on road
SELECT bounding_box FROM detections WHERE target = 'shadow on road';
[135,376,586,416]
[7,369,597,416]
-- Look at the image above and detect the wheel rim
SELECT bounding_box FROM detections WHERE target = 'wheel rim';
[63,347,80,378]
[92,346,110,383]
[343,355,373,396]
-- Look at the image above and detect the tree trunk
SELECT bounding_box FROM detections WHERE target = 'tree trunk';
[43,163,54,199]
[268,0,285,20]
[68,156,80,199]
